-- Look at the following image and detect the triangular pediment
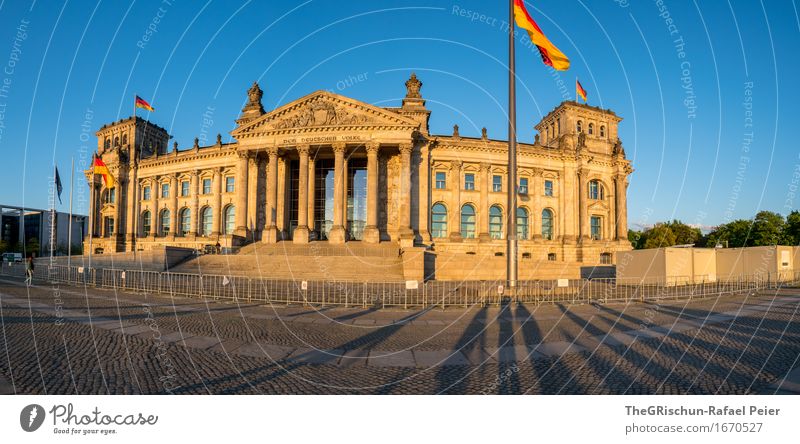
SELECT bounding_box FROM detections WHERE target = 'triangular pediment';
[231,90,419,138]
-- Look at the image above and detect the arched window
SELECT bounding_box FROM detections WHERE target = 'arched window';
[431,203,448,238]
[122,134,128,145]
[179,208,191,237]
[517,207,529,240]
[223,205,235,235]
[588,180,604,200]
[550,123,555,139]
[141,211,151,236]
[159,209,171,235]
[588,123,594,135]
[460,204,476,239]
[542,209,554,240]
[114,136,120,146]
[489,205,503,239]
[576,120,583,133]
[200,207,212,236]
[104,138,110,150]
[600,125,605,138]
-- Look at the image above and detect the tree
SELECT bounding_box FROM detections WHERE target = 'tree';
[628,229,644,249]
[706,219,754,248]
[642,224,677,249]
[782,210,800,245]
[750,211,785,246]
[0,239,7,254]
[665,220,702,245]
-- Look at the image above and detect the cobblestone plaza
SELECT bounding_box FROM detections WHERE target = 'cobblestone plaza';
[1,275,798,395]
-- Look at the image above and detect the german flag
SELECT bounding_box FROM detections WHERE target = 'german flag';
[92,156,115,188]
[135,95,154,112]
[576,79,587,102]
[513,0,570,71]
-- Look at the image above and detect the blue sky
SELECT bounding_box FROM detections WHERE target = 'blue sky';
[0,0,797,229]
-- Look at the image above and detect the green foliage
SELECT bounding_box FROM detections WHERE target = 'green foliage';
[628,229,644,249]
[642,224,677,249]
[0,239,7,254]
[25,237,40,256]
[664,220,702,245]
[785,211,800,245]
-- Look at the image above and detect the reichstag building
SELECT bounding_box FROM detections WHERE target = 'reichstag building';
[86,73,633,267]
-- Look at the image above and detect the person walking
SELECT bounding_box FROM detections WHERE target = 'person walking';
[25,254,35,286]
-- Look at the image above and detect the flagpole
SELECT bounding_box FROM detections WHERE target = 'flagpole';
[507,0,519,293]
[88,157,94,270]
[50,164,56,263]
[67,157,74,269]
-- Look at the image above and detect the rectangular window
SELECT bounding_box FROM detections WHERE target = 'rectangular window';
[518,178,528,195]
[161,183,169,198]
[464,173,475,190]
[142,186,151,201]
[202,178,212,194]
[544,180,554,197]
[226,177,235,193]
[181,181,190,197]
[104,217,114,237]
[590,216,602,240]
[492,175,502,192]
[435,171,446,189]
[109,188,116,203]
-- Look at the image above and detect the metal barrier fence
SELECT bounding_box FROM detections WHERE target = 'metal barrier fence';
[1,262,797,309]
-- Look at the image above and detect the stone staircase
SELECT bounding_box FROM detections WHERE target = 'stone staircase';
[169,242,408,282]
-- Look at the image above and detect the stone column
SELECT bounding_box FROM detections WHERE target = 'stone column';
[277,155,287,238]
[561,165,575,242]
[398,143,414,247]
[615,174,628,240]
[533,168,543,241]
[262,147,279,243]
[86,181,95,238]
[578,168,588,242]
[211,169,221,237]
[364,142,380,243]
[417,142,431,243]
[328,142,346,244]
[189,170,199,238]
[234,151,249,236]
[294,144,310,243]
[448,160,462,242]
[247,153,258,233]
[478,162,491,241]
[114,180,124,244]
[151,177,160,238]
[307,152,316,238]
[125,164,137,247]
[169,175,178,238]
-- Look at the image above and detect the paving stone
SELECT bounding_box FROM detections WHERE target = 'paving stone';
[413,350,469,367]
[532,341,587,357]
[287,348,343,365]
[485,346,541,363]
[459,347,498,366]
[234,343,294,360]
[208,339,247,354]
[368,350,416,367]
[180,335,222,350]
[337,349,369,368]
[116,324,154,336]
[606,332,638,346]
[158,331,196,343]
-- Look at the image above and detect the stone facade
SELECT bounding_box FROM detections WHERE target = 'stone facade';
[86,74,632,265]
